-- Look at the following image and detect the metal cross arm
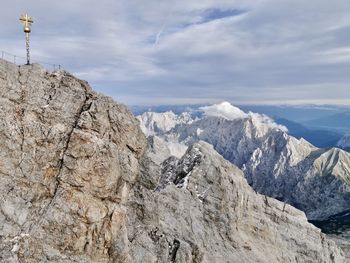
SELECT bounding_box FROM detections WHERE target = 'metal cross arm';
[20,14,34,33]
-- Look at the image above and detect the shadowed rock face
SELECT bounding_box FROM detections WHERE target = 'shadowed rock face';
[127,141,345,263]
[0,60,146,262]
[0,59,345,262]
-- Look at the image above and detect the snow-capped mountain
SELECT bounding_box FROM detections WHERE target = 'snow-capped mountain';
[138,102,350,220]
[137,111,194,136]
[337,133,350,151]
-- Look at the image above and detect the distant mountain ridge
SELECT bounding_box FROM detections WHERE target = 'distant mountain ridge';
[275,117,343,148]
[138,102,350,220]
[132,104,350,150]
[131,104,350,123]
[338,133,350,152]
[302,111,350,133]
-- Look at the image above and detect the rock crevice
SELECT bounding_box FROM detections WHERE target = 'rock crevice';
[0,60,146,262]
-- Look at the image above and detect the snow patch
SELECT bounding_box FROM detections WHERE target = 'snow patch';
[196,128,204,136]
[181,171,191,189]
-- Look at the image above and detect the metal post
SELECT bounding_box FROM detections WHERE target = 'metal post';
[26,33,30,65]
[20,14,33,65]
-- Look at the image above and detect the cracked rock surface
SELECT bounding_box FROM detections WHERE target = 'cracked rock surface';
[0,59,345,262]
[0,59,146,262]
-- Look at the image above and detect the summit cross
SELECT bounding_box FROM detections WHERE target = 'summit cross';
[19,14,34,65]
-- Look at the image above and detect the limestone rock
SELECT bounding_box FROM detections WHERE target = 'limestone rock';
[0,59,146,262]
[127,142,345,262]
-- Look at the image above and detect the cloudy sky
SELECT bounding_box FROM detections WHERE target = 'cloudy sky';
[1,0,350,106]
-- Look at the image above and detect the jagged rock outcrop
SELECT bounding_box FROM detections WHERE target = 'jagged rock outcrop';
[127,141,345,262]
[0,60,345,262]
[0,59,146,262]
[138,105,350,220]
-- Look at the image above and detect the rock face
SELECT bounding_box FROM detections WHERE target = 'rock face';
[0,59,146,262]
[127,141,345,262]
[0,59,345,262]
[138,105,350,220]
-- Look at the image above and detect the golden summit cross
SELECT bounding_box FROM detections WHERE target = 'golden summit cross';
[19,14,34,65]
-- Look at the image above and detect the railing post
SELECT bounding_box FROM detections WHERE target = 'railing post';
[1,50,62,69]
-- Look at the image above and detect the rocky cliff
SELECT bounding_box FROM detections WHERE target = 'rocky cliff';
[0,59,345,262]
[128,141,345,262]
[0,59,146,262]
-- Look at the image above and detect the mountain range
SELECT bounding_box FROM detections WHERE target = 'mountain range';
[0,58,346,262]
[138,102,350,221]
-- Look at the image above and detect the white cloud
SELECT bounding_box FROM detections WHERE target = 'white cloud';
[317,47,350,64]
[200,101,248,120]
[199,102,287,131]
[249,112,288,132]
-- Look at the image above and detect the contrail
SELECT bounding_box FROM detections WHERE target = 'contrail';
[153,6,174,47]
[154,22,167,46]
